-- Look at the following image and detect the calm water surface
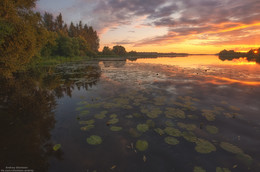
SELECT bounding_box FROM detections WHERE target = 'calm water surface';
[1,55,260,172]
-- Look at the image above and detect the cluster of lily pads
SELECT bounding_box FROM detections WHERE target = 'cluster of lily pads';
[75,90,253,170]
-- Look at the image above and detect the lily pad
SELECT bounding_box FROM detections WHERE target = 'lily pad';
[206,125,218,134]
[76,106,85,111]
[154,128,165,135]
[80,110,90,116]
[165,120,175,127]
[229,105,240,111]
[94,111,108,119]
[79,119,95,125]
[187,115,198,120]
[107,118,119,125]
[86,135,102,145]
[177,122,196,131]
[103,102,118,109]
[202,109,215,121]
[81,124,95,131]
[164,137,179,145]
[216,167,231,172]
[164,127,181,137]
[53,144,61,151]
[153,96,167,106]
[110,114,117,118]
[146,120,155,128]
[182,131,197,143]
[136,140,148,151]
[195,139,216,154]
[84,103,101,108]
[220,142,243,154]
[165,108,185,119]
[137,124,149,132]
[133,113,142,118]
[141,106,162,118]
[110,126,122,131]
[236,153,253,167]
[193,166,206,172]
[125,115,133,119]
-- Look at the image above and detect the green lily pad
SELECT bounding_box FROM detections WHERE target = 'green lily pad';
[94,111,108,119]
[107,118,119,125]
[224,112,239,119]
[182,131,197,142]
[164,127,181,137]
[110,114,117,118]
[76,106,85,111]
[79,119,95,125]
[154,128,165,135]
[195,139,216,154]
[206,125,218,134]
[86,135,102,145]
[216,167,231,172]
[220,142,243,154]
[133,113,142,118]
[81,124,95,131]
[129,128,142,137]
[146,120,155,128]
[193,166,206,172]
[187,115,198,120]
[122,105,133,109]
[84,103,101,108]
[165,120,175,127]
[202,109,215,121]
[137,124,149,132]
[177,122,196,131]
[80,110,90,116]
[136,140,148,151]
[53,144,61,151]
[165,108,185,119]
[229,105,240,111]
[236,153,253,167]
[141,106,162,118]
[153,96,167,106]
[164,137,179,145]
[103,102,118,109]
[125,115,133,119]
[110,126,122,131]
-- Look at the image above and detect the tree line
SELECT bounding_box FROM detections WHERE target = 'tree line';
[219,48,260,63]
[0,0,99,77]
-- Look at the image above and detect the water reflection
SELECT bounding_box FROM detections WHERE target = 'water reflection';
[0,72,57,171]
[0,61,101,171]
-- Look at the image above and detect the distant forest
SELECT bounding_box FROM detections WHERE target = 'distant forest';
[0,0,99,77]
[219,48,260,63]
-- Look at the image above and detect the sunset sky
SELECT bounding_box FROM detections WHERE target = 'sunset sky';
[36,0,260,54]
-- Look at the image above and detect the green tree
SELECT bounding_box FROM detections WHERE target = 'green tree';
[112,45,127,56]
[102,46,114,55]
[42,12,55,31]
[0,0,48,77]
[54,13,64,31]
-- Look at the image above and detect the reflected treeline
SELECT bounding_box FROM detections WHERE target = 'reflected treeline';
[0,72,57,171]
[219,48,260,64]
[0,61,101,171]
[103,60,126,68]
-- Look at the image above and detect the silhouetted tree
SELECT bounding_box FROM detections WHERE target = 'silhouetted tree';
[112,45,127,56]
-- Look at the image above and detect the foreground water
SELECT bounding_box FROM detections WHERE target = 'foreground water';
[1,55,260,172]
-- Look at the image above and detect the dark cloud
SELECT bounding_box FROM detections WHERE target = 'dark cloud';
[39,0,260,46]
[112,40,135,45]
